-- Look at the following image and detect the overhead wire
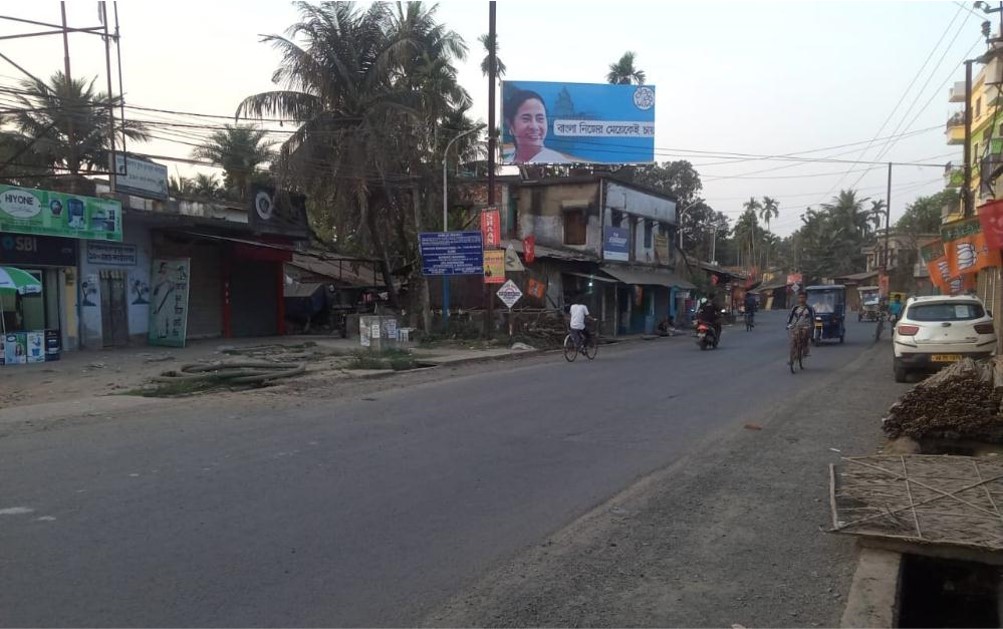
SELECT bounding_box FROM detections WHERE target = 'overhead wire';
[820,4,971,203]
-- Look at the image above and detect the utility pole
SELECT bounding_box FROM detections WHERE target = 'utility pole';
[101,2,116,193]
[709,225,718,265]
[60,2,77,193]
[884,162,892,272]
[964,59,975,217]
[484,0,497,338]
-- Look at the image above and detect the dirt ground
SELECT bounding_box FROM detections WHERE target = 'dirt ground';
[0,337,352,410]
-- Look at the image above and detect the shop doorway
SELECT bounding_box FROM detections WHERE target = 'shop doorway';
[99,269,128,347]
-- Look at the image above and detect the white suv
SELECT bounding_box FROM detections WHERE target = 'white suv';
[892,295,997,382]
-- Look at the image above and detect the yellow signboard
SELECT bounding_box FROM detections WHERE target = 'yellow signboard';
[483,249,505,284]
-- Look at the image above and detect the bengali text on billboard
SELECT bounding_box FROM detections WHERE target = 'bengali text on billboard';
[502,81,655,165]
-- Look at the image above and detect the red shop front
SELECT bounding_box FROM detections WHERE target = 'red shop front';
[223,240,293,338]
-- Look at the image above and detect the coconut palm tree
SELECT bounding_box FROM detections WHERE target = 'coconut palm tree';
[606,51,646,85]
[13,71,149,191]
[478,32,505,78]
[237,2,469,310]
[191,125,274,199]
[192,173,224,199]
[758,196,779,268]
[168,175,195,198]
[740,197,762,269]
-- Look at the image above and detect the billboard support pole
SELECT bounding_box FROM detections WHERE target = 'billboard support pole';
[485,0,497,339]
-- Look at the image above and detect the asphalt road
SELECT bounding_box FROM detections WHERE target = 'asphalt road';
[0,312,896,627]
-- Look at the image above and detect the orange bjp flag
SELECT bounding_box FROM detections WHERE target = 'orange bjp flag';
[941,217,1001,278]
[919,240,951,291]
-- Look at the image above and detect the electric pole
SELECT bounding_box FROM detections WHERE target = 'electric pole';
[964,59,975,217]
[60,2,78,193]
[484,1,497,338]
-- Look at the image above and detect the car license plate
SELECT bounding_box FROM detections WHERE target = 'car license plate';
[931,354,963,363]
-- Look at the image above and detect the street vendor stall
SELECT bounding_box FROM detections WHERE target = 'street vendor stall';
[0,266,47,365]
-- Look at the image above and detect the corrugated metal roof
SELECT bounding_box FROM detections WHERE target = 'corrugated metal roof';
[601,265,695,289]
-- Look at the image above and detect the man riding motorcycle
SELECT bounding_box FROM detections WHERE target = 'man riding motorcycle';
[697,297,722,344]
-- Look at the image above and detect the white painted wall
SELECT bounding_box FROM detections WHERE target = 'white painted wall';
[78,221,153,347]
[605,182,677,224]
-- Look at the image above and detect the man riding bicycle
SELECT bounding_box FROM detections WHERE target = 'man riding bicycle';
[888,295,903,324]
[567,298,593,350]
[787,290,816,361]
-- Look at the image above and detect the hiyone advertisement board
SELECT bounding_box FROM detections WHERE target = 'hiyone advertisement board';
[502,81,655,165]
[0,185,122,241]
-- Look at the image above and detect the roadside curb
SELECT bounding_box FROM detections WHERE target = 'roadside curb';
[840,547,901,628]
[0,395,164,427]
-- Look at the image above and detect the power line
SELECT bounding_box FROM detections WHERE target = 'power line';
[823,5,971,202]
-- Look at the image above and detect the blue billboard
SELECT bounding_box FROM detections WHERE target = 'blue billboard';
[502,81,655,165]
[603,226,630,261]
[419,231,484,276]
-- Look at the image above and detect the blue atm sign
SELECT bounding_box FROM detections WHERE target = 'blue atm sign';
[420,231,484,276]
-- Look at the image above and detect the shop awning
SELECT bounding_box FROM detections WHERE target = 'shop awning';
[503,239,597,262]
[601,265,695,289]
[836,270,880,283]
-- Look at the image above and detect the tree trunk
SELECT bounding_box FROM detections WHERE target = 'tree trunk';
[416,188,432,333]
[362,194,400,310]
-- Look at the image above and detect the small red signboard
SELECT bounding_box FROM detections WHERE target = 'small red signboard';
[523,235,536,264]
[480,208,500,248]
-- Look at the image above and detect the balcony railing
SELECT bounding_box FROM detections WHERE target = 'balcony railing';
[947,112,965,145]
[944,166,965,188]
[950,81,967,103]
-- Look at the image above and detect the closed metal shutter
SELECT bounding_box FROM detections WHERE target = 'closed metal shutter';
[231,260,277,337]
[154,238,222,339]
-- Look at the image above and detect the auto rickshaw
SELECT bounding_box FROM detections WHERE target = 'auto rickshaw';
[806,284,846,345]
[857,286,880,322]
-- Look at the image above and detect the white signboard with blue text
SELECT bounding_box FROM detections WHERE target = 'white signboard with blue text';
[420,232,484,276]
[114,154,168,200]
[603,226,630,262]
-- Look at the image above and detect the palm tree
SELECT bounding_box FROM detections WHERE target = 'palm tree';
[478,32,505,78]
[823,189,873,239]
[237,2,468,310]
[191,125,274,199]
[168,175,195,198]
[192,173,224,199]
[741,197,762,269]
[758,196,779,269]
[606,51,646,85]
[13,71,148,191]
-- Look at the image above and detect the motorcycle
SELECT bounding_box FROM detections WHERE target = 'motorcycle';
[695,320,719,350]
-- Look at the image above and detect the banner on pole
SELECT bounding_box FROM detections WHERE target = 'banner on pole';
[941,217,1001,278]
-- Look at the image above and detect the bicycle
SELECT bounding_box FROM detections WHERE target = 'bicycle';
[788,326,810,373]
[873,313,886,344]
[744,311,755,332]
[563,329,598,362]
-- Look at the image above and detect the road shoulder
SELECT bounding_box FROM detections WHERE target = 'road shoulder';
[424,343,908,628]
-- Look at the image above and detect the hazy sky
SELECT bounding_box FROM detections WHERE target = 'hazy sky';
[0,1,983,235]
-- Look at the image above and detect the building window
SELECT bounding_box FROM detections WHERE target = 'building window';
[977,97,982,118]
[564,209,587,245]
[644,220,653,248]
[611,210,623,227]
